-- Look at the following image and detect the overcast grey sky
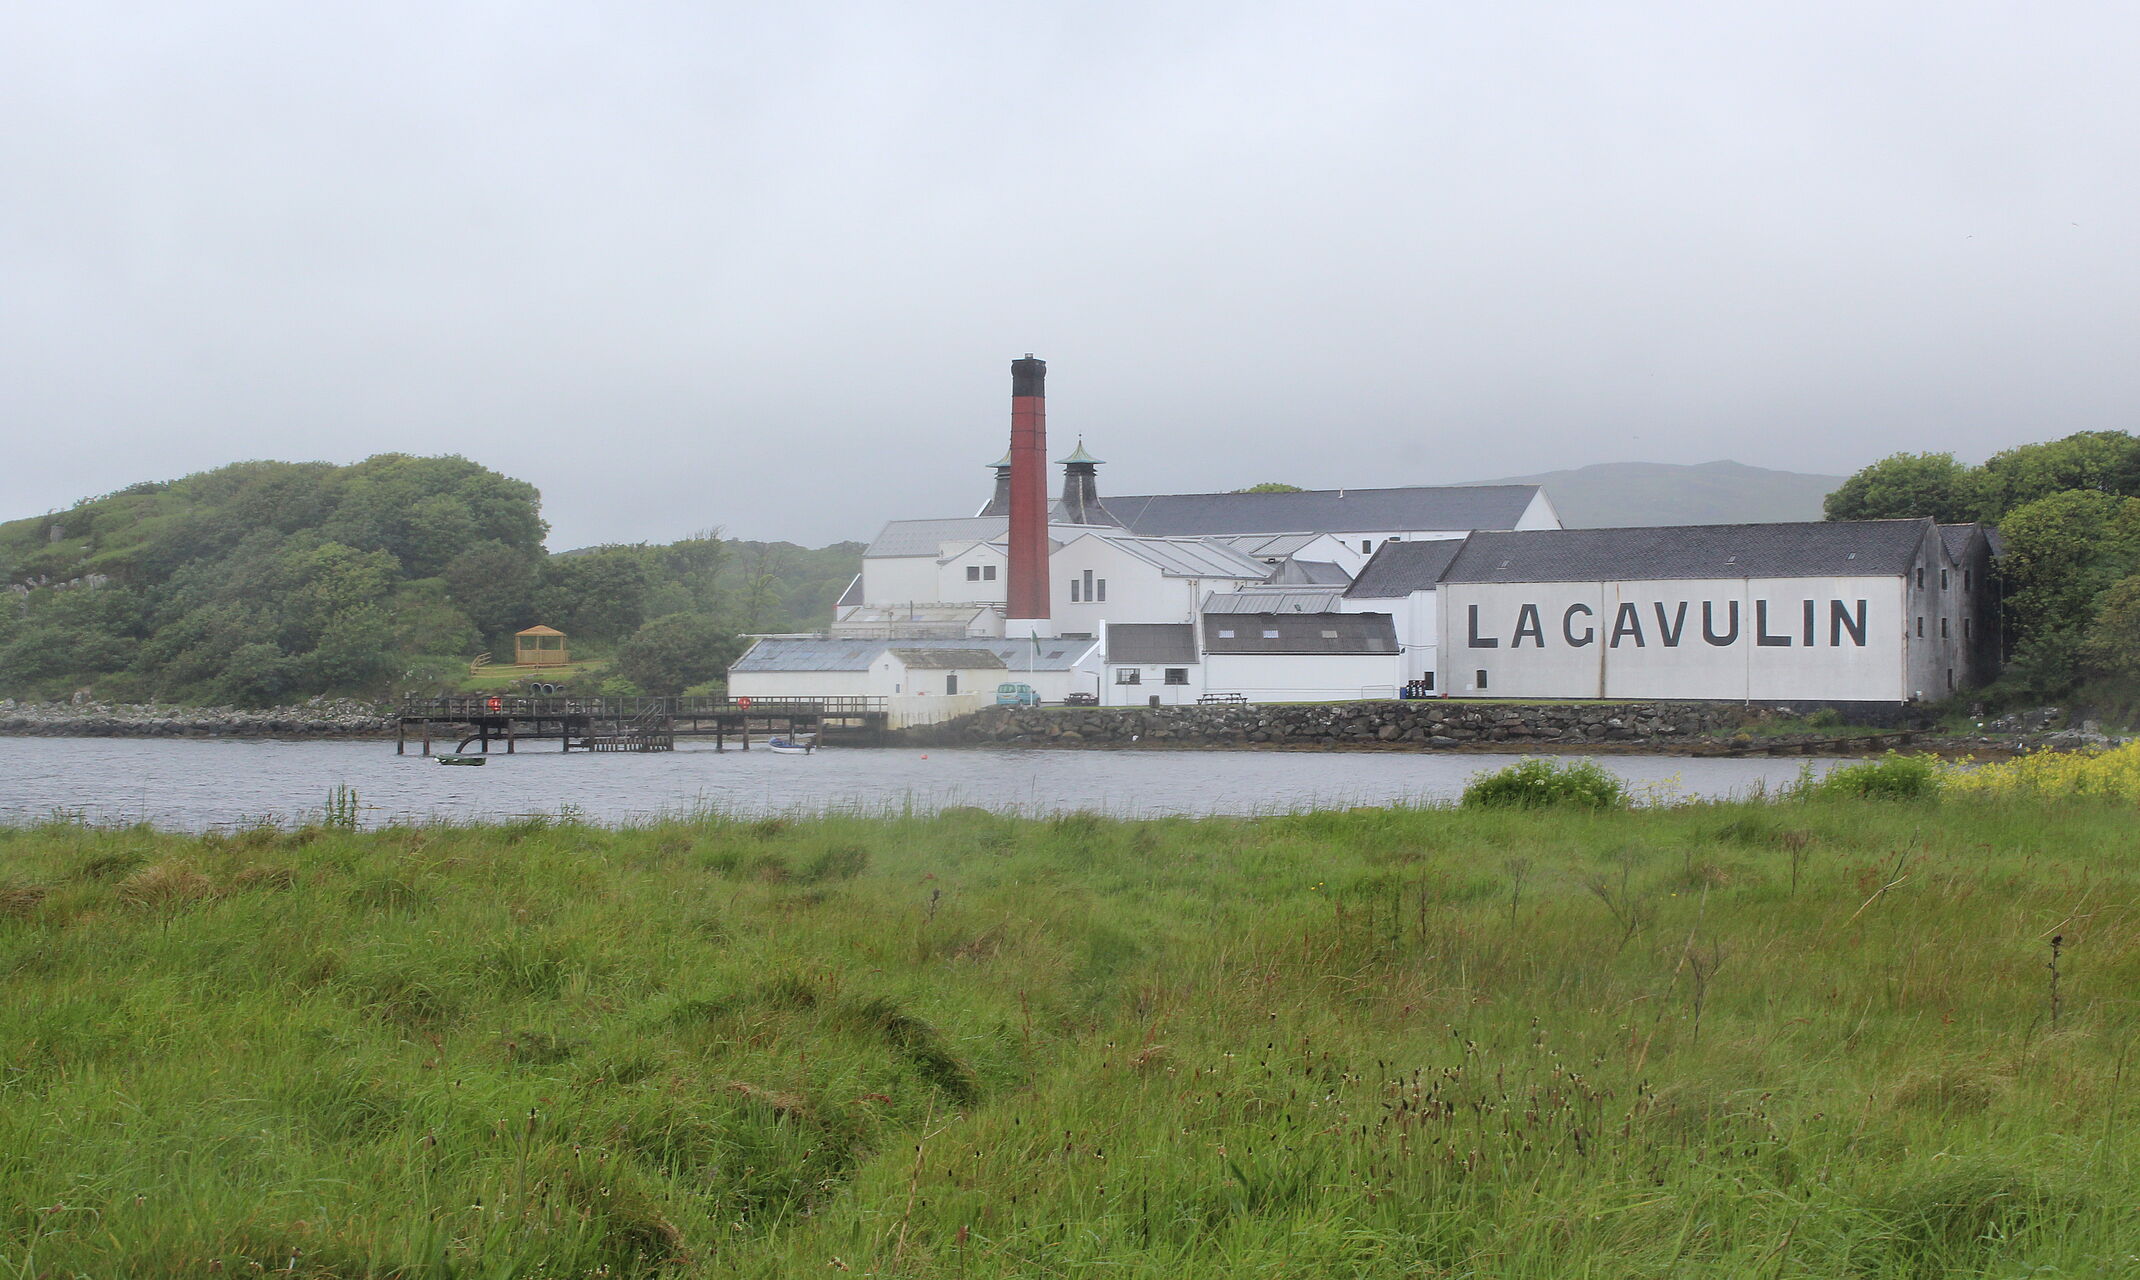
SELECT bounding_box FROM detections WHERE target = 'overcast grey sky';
[4,1,2136,548]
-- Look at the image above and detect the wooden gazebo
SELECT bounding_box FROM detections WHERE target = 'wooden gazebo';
[514,625,569,666]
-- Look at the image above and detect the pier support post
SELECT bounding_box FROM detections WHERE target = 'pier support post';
[397,720,406,755]
[421,722,431,756]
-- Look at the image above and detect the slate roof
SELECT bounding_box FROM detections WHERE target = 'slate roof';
[889,647,1006,670]
[1201,611,1398,655]
[866,517,1005,558]
[1105,485,1541,537]
[1344,538,1466,598]
[1441,519,1935,585]
[732,636,1098,673]
[1104,623,1198,665]
[1940,523,2000,563]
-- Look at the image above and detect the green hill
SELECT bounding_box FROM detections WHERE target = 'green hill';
[1467,460,1844,527]
[0,457,862,705]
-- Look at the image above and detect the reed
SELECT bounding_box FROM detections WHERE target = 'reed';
[1,790,2137,1276]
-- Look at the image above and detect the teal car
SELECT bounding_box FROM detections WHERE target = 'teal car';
[995,682,1042,706]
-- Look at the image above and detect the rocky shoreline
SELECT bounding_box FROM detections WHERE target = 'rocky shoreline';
[0,698,392,739]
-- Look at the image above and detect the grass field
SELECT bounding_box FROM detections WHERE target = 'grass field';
[3,789,2138,1277]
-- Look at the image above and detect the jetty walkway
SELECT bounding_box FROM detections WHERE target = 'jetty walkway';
[395,695,888,755]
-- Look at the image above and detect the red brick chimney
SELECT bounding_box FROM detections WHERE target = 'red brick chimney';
[1006,355,1049,627]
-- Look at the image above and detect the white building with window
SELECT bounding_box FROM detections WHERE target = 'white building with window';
[1434,519,1992,704]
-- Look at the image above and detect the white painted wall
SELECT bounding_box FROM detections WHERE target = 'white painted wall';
[1202,653,1405,702]
[1440,576,1914,702]
[1047,535,1241,633]
[1517,491,1562,530]
[1102,663,1202,706]
[937,542,1008,605]
[1338,590,1439,689]
[860,554,943,608]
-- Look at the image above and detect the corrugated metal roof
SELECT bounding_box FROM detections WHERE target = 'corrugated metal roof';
[1345,538,1465,598]
[1091,534,1272,579]
[1441,519,1934,585]
[1202,611,1398,655]
[889,647,1007,670]
[1104,623,1198,664]
[1106,485,1541,537]
[1203,588,1349,613]
[1211,531,1323,559]
[732,636,1098,673]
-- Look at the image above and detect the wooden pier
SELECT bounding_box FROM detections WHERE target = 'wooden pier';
[395,696,889,755]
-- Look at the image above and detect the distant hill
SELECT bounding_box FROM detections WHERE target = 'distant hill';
[1464,461,1845,528]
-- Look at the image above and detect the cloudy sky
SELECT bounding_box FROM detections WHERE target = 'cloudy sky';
[4,1,2135,548]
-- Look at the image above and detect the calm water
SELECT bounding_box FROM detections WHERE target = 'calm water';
[0,737,1846,829]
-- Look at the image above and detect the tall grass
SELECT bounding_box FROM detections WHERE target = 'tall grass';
[2,792,2138,1276]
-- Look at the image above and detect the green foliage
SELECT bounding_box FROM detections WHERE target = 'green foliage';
[4,799,2140,1275]
[1808,750,1945,800]
[616,612,743,697]
[1825,431,2140,705]
[1461,757,1629,809]
[1233,481,1305,493]
[1822,451,1980,523]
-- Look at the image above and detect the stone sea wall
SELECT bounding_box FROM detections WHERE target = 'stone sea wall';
[0,697,391,738]
[908,700,1760,750]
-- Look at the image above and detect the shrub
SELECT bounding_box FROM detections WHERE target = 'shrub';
[1461,758,1628,810]
[1810,751,1945,801]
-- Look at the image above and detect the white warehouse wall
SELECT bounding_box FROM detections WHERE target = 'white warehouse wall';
[1202,653,1404,703]
[1440,576,1913,702]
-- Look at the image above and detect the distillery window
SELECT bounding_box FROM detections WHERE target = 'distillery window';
[1216,628,1235,638]
[1964,618,1972,638]
[1475,669,1489,690]
[1941,569,1949,589]
[1163,668,1189,685]
[1070,579,1080,602]
[1916,568,1925,589]
[966,565,980,581]
[1360,540,1372,554]
[1082,569,1095,600]
[1941,617,1949,638]
[1096,578,1107,602]
[1947,668,1955,691]
[1420,672,1435,691]
[982,565,996,581]
[1114,668,1141,685]
[1262,629,1280,639]
[1916,617,1924,637]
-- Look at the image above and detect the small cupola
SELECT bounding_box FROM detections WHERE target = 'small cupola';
[1054,438,1119,526]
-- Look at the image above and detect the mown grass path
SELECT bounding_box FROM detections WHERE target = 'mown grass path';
[2,798,2136,1276]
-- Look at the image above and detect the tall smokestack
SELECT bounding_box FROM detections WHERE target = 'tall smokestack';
[1006,355,1049,627]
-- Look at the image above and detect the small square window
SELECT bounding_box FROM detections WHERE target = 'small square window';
[1475,669,1489,690]
[982,565,996,581]
[966,565,980,580]
[1163,668,1189,685]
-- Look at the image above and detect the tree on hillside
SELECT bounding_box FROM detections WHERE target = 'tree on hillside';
[615,613,743,697]
[1234,482,1304,493]
[1821,452,1979,523]
[1974,431,2140,517]
[1995,491,2140,694]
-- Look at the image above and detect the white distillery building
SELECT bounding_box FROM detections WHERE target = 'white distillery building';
[1433,518,1996,703]
[728,636,1102,704]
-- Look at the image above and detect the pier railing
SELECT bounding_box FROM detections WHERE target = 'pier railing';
[399,695,887,719]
